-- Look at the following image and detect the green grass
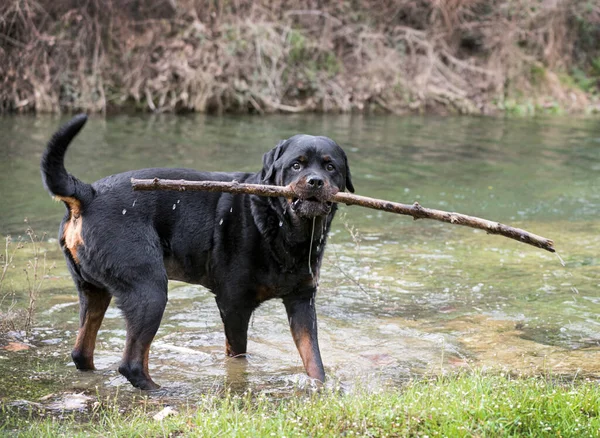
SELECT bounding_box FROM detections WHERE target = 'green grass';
[2,372,600,437]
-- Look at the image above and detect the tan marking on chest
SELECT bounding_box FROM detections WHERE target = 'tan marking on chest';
[303,271,319,288]
[256,285,277,303]
[56,196,84,263]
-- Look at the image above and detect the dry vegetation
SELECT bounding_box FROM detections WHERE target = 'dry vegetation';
[1,0,599,114]
[0,229,52,335]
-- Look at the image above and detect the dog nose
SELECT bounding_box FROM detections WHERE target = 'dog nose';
[307,175,324,188]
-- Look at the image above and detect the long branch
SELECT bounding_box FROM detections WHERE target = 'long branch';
[131,178,555,253]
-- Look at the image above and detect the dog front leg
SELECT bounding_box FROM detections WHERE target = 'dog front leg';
[217,301,253,358]
[283,295,325,382]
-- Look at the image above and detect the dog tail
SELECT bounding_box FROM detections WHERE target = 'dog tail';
[41,114,94,207]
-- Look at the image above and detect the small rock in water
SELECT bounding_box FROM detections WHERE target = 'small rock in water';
[47,393,93,411]
[41,338,63,345]
[471,283,484,293]
[153,406,178,421]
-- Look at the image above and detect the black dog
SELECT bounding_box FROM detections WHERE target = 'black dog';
[41,115,354,390]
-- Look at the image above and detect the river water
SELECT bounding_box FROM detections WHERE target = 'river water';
[0,114,598,402]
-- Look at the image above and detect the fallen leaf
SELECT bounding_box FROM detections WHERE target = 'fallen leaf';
[2,342,30,352]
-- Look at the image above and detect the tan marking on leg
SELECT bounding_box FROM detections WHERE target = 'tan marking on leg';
[225,339,248,358]
[225,338,235,356]
[225,338,231,356]
[293,327,321,379]
[142,343,151,375]
[122,335,155,382]
[56,196,84,263]
[73,313,97,369]
[73,294,110,369]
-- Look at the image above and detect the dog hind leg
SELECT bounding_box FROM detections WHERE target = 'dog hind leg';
[116,275,168,390]
[71,282,112,370]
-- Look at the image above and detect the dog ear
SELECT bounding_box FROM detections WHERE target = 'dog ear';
[342,152,355,193]
[261,139,287,183]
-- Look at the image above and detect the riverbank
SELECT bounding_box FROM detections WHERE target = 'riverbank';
[1,1,599,115]
[2,373,599,437]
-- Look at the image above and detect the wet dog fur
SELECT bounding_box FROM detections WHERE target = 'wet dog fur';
[41,115,354,389]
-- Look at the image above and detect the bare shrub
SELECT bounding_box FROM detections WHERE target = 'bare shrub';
[0,0,598,114]
[0,227,54,335]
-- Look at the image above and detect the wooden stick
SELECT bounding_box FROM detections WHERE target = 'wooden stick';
[131,178,555,253]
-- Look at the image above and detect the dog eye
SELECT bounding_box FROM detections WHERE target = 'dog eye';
[292,163,302,171]
[325,163,335,171]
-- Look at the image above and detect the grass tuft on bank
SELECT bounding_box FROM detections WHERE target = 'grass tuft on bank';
[3,372,600,437]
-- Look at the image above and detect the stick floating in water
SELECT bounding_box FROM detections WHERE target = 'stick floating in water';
[131,178,555,253]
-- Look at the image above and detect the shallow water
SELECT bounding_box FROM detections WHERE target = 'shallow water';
[0,114,599,407]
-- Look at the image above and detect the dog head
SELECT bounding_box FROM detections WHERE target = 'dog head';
[261,135,354,218]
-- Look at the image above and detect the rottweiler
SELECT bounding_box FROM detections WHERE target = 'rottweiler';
[41,115,354,390]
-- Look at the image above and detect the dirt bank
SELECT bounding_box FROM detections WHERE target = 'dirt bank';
[1,0,599,115]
